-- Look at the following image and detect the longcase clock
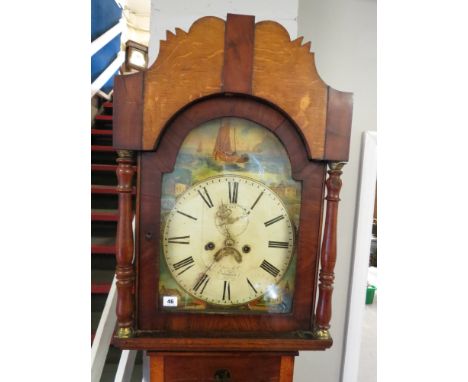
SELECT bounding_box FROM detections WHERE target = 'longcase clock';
[112,14,353,382]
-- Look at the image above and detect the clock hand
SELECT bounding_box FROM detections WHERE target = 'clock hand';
[213,247,225,262]
[220,228,243,263]
[214,203,245,262]
[225,247,242,263]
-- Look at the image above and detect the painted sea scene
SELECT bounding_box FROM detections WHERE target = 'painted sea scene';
[159,117,302,314]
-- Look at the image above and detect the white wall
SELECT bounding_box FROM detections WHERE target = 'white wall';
[147,1,376,381]
[148,0,298,65]
[296,1,376,382]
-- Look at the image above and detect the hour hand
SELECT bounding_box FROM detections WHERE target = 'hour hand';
[225,247,242,263]
[213,247,224,262]
[230,248,242,263]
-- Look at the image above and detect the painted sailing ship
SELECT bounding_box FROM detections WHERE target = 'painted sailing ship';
[212,118,249,163]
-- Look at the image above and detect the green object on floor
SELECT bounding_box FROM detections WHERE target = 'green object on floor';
[366,285,377,304]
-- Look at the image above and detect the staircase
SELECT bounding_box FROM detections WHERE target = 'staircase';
[91,100,142,381]
[92,101,117,307]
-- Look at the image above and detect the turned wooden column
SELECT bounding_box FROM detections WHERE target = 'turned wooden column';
[314,162,345,339]
[115,150,135,338]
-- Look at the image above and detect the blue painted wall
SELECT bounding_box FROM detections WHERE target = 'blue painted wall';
[91,0,122,41]
[91,0,122,93]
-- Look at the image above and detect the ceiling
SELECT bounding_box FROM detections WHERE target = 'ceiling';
[118,0,151,46]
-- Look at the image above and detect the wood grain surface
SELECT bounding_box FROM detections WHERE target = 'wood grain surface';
[114,335,331,352]
[163,353,282,382]
[222,13,255,93]
[279,355,296,382]
[113,72,144,150]
[252,21,328,159]
[150,355,164,382]
[121,15,353,160]
[146,352,298,382]
[142,17,225,150]
[324,88,354,161]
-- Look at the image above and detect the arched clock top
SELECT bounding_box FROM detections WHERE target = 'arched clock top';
[113,14,353,162]
[153,95,310,179]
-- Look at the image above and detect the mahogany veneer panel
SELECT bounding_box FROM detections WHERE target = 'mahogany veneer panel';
[161,353,282,382]
[115,335,332,352]
[113,71,144,150]
[324,88,354,161]
[222,14,255,93]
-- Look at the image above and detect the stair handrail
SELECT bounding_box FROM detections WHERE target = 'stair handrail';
[91,51,125,98]
[91,11,126,98]
[91,275,118,382]
[91,18,126,57]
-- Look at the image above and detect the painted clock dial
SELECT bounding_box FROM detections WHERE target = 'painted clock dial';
[163,175,294,306]
[158,117,301,314]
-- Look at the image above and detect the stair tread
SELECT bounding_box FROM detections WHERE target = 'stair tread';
[92,185,116,194]
[91,129,113,136]
[92,208,118,214]
[92,145,115,152]
[92,185,136,195]
[95,115,113,121]
[92,246,116,255]
[91,284,112,294]
[91,164,137,172]
[91,209,119,221]
[92,164,117,171]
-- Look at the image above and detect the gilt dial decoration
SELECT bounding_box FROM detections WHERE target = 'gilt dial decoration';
[158,117,301,314]
[163,175,294,306]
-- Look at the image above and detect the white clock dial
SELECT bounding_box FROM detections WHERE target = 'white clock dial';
[163,175,295,306]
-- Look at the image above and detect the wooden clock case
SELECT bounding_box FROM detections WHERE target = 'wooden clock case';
[112,13,352,381]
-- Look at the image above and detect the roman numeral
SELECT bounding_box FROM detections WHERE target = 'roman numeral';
[250,191,264,210]
[168,235,190,244]
[264,215,284,227]
[223,281,231,300]
[176,210,197,220]
[246,278,257,293]
[193,274,210,293]
[198,187,214,208]
[268,241,289,249]
[172,256,195,275]
[260,260,280,277]
[228,181,239,204]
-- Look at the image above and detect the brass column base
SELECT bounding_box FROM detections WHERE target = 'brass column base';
[313,329,331,340]
[117,327,134,339]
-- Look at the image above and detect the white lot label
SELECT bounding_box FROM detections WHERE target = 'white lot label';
[163,296,178,307]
